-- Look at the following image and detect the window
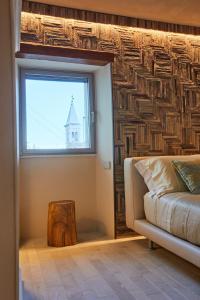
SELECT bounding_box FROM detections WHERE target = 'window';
[20,69,95,155]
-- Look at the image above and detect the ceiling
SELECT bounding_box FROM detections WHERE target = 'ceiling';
[30,0,200,27]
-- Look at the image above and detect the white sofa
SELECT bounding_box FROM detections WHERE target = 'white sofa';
[124,157,200,268]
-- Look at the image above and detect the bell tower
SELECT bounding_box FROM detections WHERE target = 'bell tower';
[64,96,81,148]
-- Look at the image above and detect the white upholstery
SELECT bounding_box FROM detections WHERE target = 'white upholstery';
[134,220,200,268]
[144,191,200,246]
[124,157,147,229]
[124,156,200,268]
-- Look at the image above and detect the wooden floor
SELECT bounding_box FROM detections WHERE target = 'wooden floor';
[20,236,200,300]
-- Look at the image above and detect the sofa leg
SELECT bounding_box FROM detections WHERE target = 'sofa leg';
[148,239,156,250]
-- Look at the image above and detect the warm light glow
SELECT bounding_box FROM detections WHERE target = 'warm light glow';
[20,235,147,252]
[21,11,200,40]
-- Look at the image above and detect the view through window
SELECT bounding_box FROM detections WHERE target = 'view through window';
[20,70,95,154]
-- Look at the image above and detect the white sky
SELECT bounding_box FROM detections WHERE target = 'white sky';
[26,79,87,149]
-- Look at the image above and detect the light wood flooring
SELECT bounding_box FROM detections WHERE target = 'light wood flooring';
[20,236,200,300]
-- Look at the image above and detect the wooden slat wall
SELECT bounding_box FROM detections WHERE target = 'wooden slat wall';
[22,1,200,35]
[21,4,200,235]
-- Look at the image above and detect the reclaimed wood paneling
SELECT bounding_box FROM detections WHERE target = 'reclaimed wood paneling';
[22,1,200,35]
[21,10,200,235]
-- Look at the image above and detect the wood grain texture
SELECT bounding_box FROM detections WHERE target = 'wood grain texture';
[48,200,77,247]
[22,1,200,35]
[20,238,200,300]
[21,10,200,235]
[16,42,115,66]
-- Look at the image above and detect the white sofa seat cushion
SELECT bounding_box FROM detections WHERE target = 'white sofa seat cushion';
[144,191,200,246]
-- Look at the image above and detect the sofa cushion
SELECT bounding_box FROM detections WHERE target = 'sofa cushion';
[172,160,200,194]
[135,156,200,197]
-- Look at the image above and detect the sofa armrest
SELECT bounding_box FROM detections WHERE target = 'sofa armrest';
[124,157,147,229]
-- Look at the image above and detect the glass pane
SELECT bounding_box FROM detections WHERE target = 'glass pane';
[25,78,90,150]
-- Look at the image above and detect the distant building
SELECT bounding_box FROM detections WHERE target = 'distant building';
[64,97,81,148]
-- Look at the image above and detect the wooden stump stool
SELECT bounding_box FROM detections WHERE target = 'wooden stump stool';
[48,200,77,247]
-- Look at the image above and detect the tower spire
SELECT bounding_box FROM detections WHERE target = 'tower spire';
[65,96,81,148]
[65,96,79,126]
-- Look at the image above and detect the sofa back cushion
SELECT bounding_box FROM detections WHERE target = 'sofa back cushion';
[135,155,199,197]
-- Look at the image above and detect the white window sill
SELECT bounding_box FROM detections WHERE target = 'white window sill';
[20,154,96,159]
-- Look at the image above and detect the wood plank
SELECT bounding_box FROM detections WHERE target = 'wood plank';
[22,1,200,35]
[20,238,200,300]
[16,43,115,66]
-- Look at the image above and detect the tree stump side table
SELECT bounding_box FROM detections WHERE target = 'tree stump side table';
[47,200,77,247]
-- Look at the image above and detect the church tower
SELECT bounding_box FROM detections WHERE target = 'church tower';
[64,96,81,148]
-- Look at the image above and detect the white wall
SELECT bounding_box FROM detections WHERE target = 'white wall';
[20,156,96,240]
[95,65,115,238]
[0,0,17,299]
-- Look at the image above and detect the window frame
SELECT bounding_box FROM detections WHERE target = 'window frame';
[20,68,96,156]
